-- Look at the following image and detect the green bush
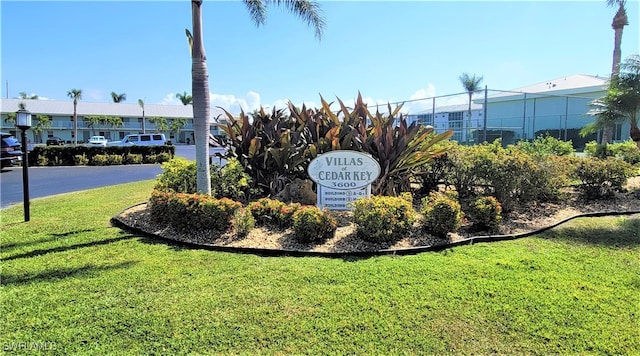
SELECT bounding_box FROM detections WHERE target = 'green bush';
[247,198,301,228]
[107,154,123,165]
[29,145,174,166]
[421,192,464,238]
[155,157,254,201]
[514,135,575,156]
[35,155,48,166]
[584,140,640,165]
[90,154,109,166]
[292,206,337,243]
[353,195,415,242]
[233,208,255,237]
[74,154,89,166]
[468,196,503,230]
[148,190,241,231]
[157,152,172,163]
[211,158,254,202]
[143,154,157,164]
[446,142,569,211]
[155,158,197,193]
[124,153,143,164]
[574,157,636,198]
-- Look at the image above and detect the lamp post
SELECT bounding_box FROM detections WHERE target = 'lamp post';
[16,108,32,222]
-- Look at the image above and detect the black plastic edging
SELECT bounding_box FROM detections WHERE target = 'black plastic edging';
[111,203,640,258]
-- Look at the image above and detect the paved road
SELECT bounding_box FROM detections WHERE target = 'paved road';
[0,145,197,209]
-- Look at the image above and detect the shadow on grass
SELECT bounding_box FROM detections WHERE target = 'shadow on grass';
[1,261,138,286]
[2,235,137,261]
[1,229,97,251]
[538,215,640,248]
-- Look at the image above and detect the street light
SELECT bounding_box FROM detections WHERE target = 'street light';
[16,108,32,222]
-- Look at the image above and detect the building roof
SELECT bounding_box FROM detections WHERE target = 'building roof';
[0,98,224,118]
[485,74,608,101]
[411,103,483,116]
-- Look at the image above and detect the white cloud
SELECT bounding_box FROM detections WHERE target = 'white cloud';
[161,93,179,105]
[401,84,471,115]
[210,91,262,113]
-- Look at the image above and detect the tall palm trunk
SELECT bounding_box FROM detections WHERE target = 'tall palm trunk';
[467,92,473,144]
[603,2,628,144]
[191,0,211,194]
[73,100,78,145]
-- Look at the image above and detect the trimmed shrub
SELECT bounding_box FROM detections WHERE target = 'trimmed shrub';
[421,192,464,238]
[574,157,635,198]
[143,154,157,164]
[107,154,123,165]
[353,196,415,242]
[157,152,172,163]
[233,208,255,237]
[29,145,174,166]
[74,154,89,166]
[211,158,254,202]
[124,153,143,165]
[155,158,197,193]
[514,135,575,156]
[247,198,301,228]
[292,206,337,243]
[148,190,241,231]
[35,155,48,166]
[90,154,109,166]
[468,196,503,230]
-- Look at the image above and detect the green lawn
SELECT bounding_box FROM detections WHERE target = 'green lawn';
[1,181,639,354]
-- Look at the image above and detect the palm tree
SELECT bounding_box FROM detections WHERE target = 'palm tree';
[106,116,124,139]
[32,115,51,143]
[138,99,146,134]
[148,117,168,133]
[84,115,103,136]
[67,89,82,144]
[459,73,483,145]
[190,0,325,194]
[111,92,127,103]
[582,88,626,139]
[601,0,629,144]
[616,54,640,148]
[176,91,193,105]
[585,55,640,148]
[169,118,188,141]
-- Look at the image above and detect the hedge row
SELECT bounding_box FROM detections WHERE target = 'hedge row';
[30,145,175,166]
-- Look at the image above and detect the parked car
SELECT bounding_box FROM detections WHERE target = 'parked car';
[1,132,22,168]
[46,137,65,146]
[88,136,108,147]
[117,133,167,146]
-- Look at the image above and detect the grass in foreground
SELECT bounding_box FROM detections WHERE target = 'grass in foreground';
[1,181,639,354]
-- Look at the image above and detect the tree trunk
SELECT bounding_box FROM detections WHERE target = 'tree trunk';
[601,124,614,145]
[630,119,640,149]
[467,93,472,145]
[73,101,78,145]
[191,0,211,195]
[603,7,627,144]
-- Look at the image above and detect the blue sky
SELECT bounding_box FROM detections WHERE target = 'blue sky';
[1,0,638,114]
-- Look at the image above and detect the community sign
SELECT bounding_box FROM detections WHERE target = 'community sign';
[307,150,381,210]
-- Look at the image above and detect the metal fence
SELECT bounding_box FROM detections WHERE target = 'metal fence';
[374,87,618,149]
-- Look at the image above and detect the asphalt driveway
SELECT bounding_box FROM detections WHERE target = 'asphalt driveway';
[0,145,196,209]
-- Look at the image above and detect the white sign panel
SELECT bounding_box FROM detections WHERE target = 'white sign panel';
[308,150,381,210]
[317,185,371,211]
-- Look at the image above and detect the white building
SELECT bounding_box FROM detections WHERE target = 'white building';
[407,103,484,143]
[478,74,616,146]
[0,98,225,144]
